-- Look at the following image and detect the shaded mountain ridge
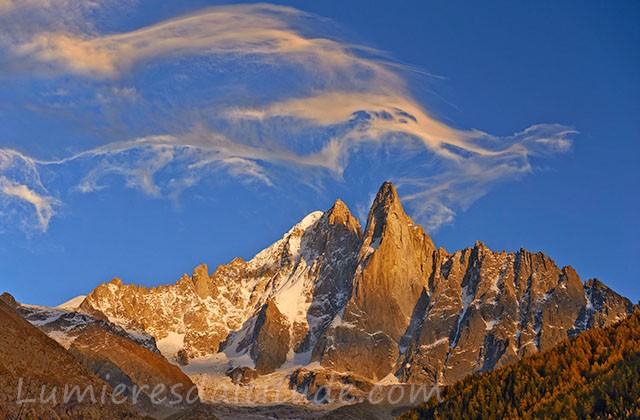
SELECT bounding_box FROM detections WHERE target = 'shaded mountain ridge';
[0,297,143,419]
[0,293,201,418]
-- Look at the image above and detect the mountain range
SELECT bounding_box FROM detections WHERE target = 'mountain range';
[1,182,636,418]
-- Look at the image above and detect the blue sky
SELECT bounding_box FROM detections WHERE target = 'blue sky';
[0,0,638,306]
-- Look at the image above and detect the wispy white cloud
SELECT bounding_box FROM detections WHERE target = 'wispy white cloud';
[219,157,273,186]
[0,177,58,231]
[0,149,59,231]
[0,2,576,234]
[398,124,575,230]
[0,0,67,15]
[7,4,385,80]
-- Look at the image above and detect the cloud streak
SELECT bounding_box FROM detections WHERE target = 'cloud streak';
[0,177,58,231]
[9,4,389,81]
[0,2,576,233]
[0,149,59,232]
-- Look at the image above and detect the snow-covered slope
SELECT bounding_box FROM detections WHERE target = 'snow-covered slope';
[56,295,86,310]
[16,303,158,351]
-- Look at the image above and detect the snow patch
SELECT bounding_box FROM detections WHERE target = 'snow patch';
[223,317,256,360]
[275,273,307,323]
[250,211,322,267]
[187,350,255,373]
[377,372,400,385]
[157,331,185,358]
[421,337,449,351]
[56,295,86,310]
[585,290,594,312]
[27,309,65,326]
[281,348,314,369]
[452,285,472,348]
[485,319,498,330]
[297,211,324,231]
[361,237,382,261]
[329,313,356,329]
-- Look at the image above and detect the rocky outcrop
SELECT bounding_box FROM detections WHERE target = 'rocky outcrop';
[0,292,16,307]
[226,366,259,386]
[4,294,200,417]
[249,300,291,374]
[78,182,636,391]
[288,368,375,403]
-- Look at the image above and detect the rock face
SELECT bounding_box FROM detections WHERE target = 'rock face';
[248,300,291,374]
[79,182,636,389]
[69,324,198,416]
[319,182,436,380]
[580,278,637,330]
[397,246,597,387]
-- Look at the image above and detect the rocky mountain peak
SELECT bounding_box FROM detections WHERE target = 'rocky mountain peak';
[581,277,636,330]
[326,198,361,232]
[360,182,435,252]
[373,181,399,206]
[319,182,438,381]
[364,181,405,241]
[192,263,209,282]
[109,277,124,287]
[585,278,609,291]
[250,299,291,374]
